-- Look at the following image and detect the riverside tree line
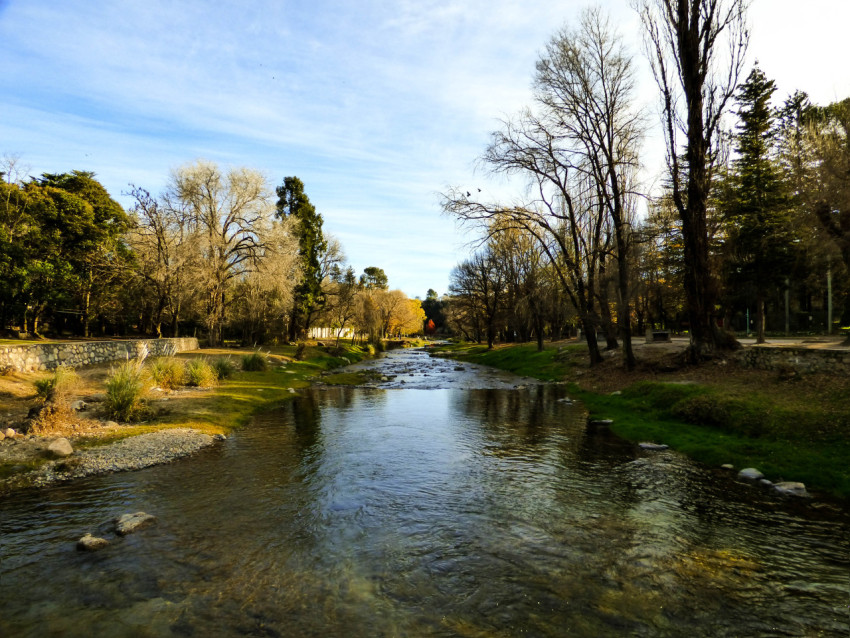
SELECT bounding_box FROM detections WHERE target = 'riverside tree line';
[441,1,850,367]
[0,160,424,346]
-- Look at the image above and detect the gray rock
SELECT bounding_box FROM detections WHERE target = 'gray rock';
[115,512,157,535]
[70,400,87,412]
[557,397,573,404]
[213,433,226,441]
[759,478,774,487]
[638,442,669,451]
[47,437,74,458]
[773,481,809,497]
[77,533,109,551]
[721,464,734,470]
[738,467,764,481]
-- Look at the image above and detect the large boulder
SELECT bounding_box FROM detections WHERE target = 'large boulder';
[115,512,157,536]
[47,437,74,458]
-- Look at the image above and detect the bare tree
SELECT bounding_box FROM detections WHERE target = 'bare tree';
[127,187,194,337]
[637,0,749,360]
[534,7,643,367]
[445,10,643,366]
[171,160,274,346]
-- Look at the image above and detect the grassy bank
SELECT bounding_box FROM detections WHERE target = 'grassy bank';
[113,342,373,438]
[432,341,850,499]
[0,342,373,469]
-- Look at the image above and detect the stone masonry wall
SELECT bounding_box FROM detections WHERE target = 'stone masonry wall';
[734,345,850,375]
[0,338,200,373]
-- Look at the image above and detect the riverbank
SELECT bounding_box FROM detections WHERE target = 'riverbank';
[431,339,850,500]
[0,341,373,491]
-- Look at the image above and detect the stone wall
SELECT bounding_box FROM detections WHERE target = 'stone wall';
[0,338,200,373]
[734,345,850,375]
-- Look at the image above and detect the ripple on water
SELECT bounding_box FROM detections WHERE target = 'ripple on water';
[1,349,848,637]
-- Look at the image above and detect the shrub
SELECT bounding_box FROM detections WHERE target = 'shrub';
[105,360,148,422]
[185,358,218,387]
[212,357,237,380]
[33,366,80,401]
[241,352,268,372]
[149,357,185,390]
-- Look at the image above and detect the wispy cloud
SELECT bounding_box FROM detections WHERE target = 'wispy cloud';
[2,0,848,296]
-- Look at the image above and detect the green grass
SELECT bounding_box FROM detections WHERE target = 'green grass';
[432,342,581,381]
[574,384,850,498]
[434,340,850,499]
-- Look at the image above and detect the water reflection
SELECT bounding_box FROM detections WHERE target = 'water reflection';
[1,357,848,637]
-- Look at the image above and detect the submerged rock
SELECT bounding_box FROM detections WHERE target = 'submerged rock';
[47,437,74,458]
[773,481,809,497]
[77,534,109,551]
[115,512,157,535]
[738,467,764,481]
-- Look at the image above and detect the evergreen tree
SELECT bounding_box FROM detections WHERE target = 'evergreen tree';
[276,176,326,340]
[723,66,794,342]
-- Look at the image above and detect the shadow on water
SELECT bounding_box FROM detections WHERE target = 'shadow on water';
[1,349,848,637]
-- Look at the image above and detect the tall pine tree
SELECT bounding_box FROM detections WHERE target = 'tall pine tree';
[276,176,326,341]
[723,65,793,343]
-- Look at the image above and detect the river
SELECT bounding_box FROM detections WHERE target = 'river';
[1,348,848,636]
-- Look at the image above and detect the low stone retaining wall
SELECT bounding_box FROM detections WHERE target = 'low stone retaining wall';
[0,338,200,373]
[734,345,850,375]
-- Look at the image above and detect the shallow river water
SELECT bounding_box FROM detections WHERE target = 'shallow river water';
[1,349,848,637]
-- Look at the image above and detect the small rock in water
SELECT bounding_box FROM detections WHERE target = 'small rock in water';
[721,464,734,470]
[557,397,573,404]
[77,534,109,551]
[213,433,227,441]
[47,437,74,458]
[638,442,669,451]
[115,512,157,536]
[380,376,389,382]
[738,467,764,481]
[453,366,465,371]
[759,478,773,487]
[773,481,809,497]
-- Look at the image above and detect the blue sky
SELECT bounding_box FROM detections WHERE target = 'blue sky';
[2,0,848,298]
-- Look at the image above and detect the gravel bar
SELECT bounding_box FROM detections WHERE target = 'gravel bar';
[2,429,217,490]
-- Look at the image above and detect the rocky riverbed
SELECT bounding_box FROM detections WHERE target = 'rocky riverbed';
[0,428,218,492]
